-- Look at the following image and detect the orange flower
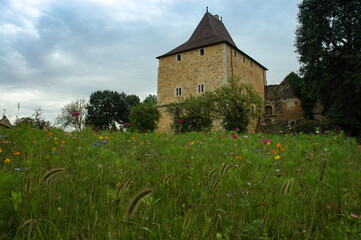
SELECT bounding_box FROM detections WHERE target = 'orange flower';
[48,132,53,135]
[280,147,285,152]
[32,141,37,144]
[0,148,2,153]
[272,150,277,154]
[61,141,65,145]
[277,143,282,149]
[45,156,50,159]
[235,156,243,160]
[52,147,56,151]
[14,152,20,156]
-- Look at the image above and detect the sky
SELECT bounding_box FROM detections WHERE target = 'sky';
[0,0,302,125]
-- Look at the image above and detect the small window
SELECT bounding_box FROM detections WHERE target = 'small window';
[176,87,182,96]
[265,106,272,116]
[176,54,182,61]
[250,60,253,67]
[199,48,205,56]
[243,56,246,63]
[197,84,205,93]
[251,106,255,113]
[234,50,237,57]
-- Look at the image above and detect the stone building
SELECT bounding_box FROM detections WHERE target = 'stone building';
[264,78,305,125]
[156,11,268,132]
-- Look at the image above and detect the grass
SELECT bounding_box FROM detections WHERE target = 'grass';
[0,127,361,239]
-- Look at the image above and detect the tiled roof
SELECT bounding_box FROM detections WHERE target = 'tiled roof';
[156,12,267,70]
[157,12,236,58]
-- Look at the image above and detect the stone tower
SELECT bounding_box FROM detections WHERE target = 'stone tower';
[156,11,267,132]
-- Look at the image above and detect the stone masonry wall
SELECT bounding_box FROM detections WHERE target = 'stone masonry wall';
[157,43,267,133]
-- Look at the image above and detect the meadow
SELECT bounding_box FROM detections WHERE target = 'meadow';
[0,127,360,239]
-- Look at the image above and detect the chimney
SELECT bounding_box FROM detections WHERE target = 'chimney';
[214,14,219,20]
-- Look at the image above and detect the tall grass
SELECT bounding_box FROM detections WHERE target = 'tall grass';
[0,127,360,239]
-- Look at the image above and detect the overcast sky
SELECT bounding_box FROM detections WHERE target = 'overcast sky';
[1,0,302,124]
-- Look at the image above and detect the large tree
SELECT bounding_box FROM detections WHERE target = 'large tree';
[295,0,361,138]
[86,90,140,130]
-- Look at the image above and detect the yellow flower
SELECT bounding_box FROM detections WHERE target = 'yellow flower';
[274,155,281,160]
[4,158,10,164]
[267,142,270,146]
[54,137,57,140]
[99,136,103,139]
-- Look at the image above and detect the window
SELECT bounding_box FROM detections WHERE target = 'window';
[243,56,246,63]
[199,48,205,56]
[197,84,205,93]
[176,54,182,61]
[251,106,255,113]
[265,106,272,116]
[250,60,253,67]
[176,87,182,96]
[234,50,237,57]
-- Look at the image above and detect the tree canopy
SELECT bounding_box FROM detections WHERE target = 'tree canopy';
[295,0,361,138]
[86,90,140,130]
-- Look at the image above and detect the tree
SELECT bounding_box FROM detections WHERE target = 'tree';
[212,77,263,132]
[16,108,51,130]
[143,94,157,105]
[129,101,160,132]
[295,0,361,138]
[56,99,87,131]
[86,90,140,130]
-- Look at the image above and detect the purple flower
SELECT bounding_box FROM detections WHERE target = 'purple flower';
[93,143,98,147]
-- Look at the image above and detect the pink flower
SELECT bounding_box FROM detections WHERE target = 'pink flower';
[72,112,80,116]
[178,120,183,123]
[236,127,240,132]
[243,135,248,139]
[231,134,237,139]
[351,214,359,219]
[261,123,266,126]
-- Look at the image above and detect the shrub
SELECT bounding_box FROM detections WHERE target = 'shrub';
[129,101,160,132]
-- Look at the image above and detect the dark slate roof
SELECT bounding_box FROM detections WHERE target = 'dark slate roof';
[265,78,296,100]
[157,12,267,70]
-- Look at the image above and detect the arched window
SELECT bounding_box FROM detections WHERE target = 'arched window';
[265,106,272,116]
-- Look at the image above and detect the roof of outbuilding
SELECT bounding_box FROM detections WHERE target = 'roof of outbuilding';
[156,12,267,70]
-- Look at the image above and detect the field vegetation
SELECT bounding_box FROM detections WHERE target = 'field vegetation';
[1,126,360,239]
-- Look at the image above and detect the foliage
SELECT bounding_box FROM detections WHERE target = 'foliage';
[295,0,361,138]
[129,101,160,132]
[167,93,214,133]
[86,90,140,130]
[212,77,263,132]
[167,78,262,133]
[55,99,87,131]
[1,127,361,239]
[143,94,157,105]
[15,108,51,130]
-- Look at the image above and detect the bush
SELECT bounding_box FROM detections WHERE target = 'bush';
[129,101,160,132]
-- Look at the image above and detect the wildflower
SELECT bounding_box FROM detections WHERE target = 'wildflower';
[99,136,103,139]
[45,156,50,159]
[280,147,285,152]
[15,168,20,171]
[32,141,37,144]
[261,123,266,126]
[231,134,237,139]
[0,148,2,153]
[274,155,281,160]
[93,143,98,147]
[4,158,10,164]
[235,156,242,160]
[277,143,282,149]
[103,141,107,145]
[61,141,65,145]
[52,147,56,151]
[272,150,277,154]
[72,112,80,116]
[14,152,20,156]
[54,137,57,140]
[178,120,183,123]
[236,127,240,132]
[48,132,53,135]
[267,142,270,145]
[351,214,359,219]
[243,135,248,139]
